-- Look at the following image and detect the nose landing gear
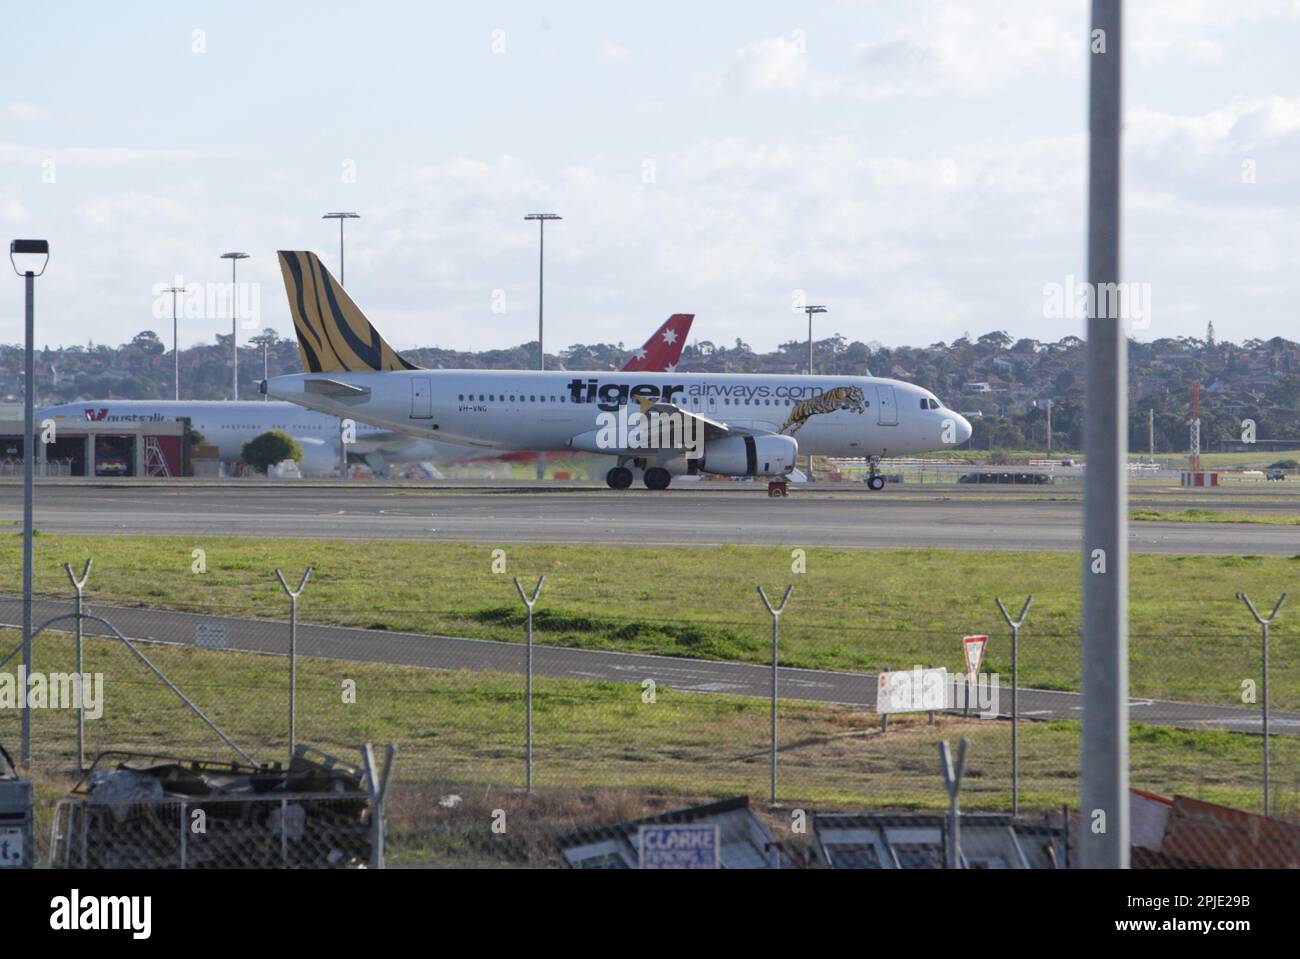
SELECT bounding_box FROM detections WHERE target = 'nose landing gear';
[866,455,886,491]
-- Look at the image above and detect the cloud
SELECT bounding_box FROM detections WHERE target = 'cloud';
[596,40,630,63]
[7,101,45,121]
[722,35,808,93]
[0,142,234,165]
[76,193,200,230]
[0,199,28,223]
[845,1,1081,99]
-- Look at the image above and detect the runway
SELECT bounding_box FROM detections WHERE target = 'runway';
[2,480,1299,553]
[1,595,1292,736]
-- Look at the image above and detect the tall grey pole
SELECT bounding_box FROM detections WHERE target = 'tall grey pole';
[322,213,359,286]
[221,252,248,401]
[525,214,560,481]
[1046,399,1053,454]
[1081,0,1128,868]
[801,305,826,481]
[996,595,1033,817]
[538,221,545,370]
[756,585,793,805]
[1237,592,1286,816]
[21,270,34,767]
[231,258,238,400]
[163,285,184,401]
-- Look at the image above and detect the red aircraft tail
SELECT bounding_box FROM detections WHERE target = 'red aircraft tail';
[619,313,693,372]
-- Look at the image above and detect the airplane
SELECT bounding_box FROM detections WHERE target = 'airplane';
[263,251,973,490]
[39,268,692,475]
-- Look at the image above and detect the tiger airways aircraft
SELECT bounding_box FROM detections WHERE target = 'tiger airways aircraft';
[40,259,690,477]
[265,251,971,489]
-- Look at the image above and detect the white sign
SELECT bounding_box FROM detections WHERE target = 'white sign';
[195,623,228,649]
[638,824,720,869]
[963,635,987,681]
[0,827,25,867]
[876,667,949,714]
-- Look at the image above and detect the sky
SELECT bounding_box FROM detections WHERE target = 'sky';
[1,0,1298,355]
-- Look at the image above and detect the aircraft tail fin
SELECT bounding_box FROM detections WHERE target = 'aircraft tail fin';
[277,250,420,373]
[620,313,693,372]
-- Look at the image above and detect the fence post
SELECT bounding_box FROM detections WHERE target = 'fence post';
[513,576,545,794]
[995,594,1033,817]
[756,585,793,806]
[275,566,313,769]
[938,737,969,869]
[1237,592,1286,816]
[63,559,92,771]
[362,742,398,869]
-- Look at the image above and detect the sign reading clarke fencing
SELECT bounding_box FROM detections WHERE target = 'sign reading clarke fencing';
[638,824,720,869]
[876,667,949,714]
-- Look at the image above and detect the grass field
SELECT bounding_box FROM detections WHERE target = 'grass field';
[2,533,1297,709]
[1132,508,1300,526]
[7,631,1297,828]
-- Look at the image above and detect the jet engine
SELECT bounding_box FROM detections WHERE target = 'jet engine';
[701,434,797,477]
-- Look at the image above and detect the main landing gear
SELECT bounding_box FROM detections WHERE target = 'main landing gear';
[866,456,886,491]
[605,463,673,489]
[643,467,672,491]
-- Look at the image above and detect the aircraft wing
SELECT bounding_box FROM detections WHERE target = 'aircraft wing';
[633,397,776,440]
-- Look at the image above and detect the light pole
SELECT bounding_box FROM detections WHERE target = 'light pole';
[163,284,185,400]
[803,304,826,481]
[220,252,249,401]
[1081,0,1128,869]
[525,213,561,480]
[322,212,359,286]
[11,238,49,769]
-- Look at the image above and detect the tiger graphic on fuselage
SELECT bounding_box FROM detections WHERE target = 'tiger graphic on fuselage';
[780,385,868,436]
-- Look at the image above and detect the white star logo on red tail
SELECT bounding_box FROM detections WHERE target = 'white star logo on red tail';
[633,348,647,360]
[665,363,677,373]
[662,328,678,345]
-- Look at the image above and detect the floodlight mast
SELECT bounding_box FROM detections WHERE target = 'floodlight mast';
[322,212,360,286]
[220,252,249,400]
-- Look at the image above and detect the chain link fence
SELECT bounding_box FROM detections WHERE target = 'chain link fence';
[1,561,1297,868]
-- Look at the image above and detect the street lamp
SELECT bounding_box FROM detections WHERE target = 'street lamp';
[220,252,249,401]
[322,212,360,286]
[802,304,827,481]
[163,284,185,400]
[11,238,49,768]
[525,213,561,480]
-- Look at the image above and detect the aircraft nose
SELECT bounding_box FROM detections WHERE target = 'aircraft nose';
[953,413,972,445]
